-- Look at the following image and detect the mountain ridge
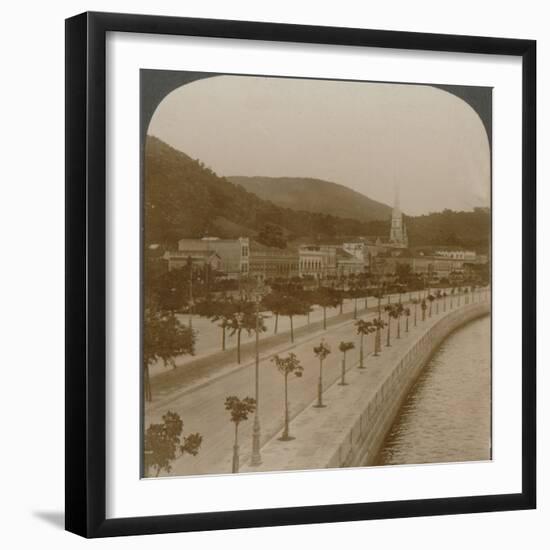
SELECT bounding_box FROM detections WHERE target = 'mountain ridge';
[228,175,391,223]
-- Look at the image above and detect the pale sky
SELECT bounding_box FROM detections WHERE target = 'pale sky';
[148,75,490,216]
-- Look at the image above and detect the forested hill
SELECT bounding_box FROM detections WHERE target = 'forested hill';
[227,176,391,223]
[145,136,377,245]
[145,136,490,251]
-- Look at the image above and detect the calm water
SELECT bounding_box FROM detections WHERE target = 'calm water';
[376,315,491,466]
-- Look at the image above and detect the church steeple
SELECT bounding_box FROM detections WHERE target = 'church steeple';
[389,183,408,248]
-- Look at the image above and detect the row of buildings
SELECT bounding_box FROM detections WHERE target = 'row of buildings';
[164,236,485,282]
[162,192,487,282]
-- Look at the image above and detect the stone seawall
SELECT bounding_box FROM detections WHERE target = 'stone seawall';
[328,301,490,469]
[243,297,490,474]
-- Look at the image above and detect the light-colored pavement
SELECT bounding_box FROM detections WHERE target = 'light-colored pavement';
[148,291,418,378]
[145,289,468,477]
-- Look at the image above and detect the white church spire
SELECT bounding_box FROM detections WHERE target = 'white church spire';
[389,183,408,248]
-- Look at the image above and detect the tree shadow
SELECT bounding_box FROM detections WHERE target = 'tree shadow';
[33,510,65,529]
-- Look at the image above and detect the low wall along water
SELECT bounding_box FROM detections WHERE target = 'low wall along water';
[243,295,490,473]
[330,301,490,468]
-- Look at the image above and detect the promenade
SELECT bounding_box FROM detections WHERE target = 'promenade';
[145,289,485,477]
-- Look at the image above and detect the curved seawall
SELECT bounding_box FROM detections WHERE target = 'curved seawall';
[331,301,490,468]
[243,296,490,473]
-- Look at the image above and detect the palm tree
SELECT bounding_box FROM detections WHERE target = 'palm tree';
[421,298,427,321]
[338,341,355,385]
[271,353,304,441]
[411,298,419,327]
[427,293,435,317]
[385,304,400,347]
[404,307,411,333]
[225,396,256,473]
[355,319,375,369]
[227,301,267,364]
[435,290,442,314]
[395,303,404,338]
[372,318,386,356]
[313,340,331,408]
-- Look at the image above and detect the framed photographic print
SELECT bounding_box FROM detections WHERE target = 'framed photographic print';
[65,11,536,538]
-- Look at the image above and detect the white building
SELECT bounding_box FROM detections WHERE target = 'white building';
[435,249,476,261]
[388,185,408,248]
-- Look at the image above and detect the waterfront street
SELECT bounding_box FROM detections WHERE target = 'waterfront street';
[145,289,483,476]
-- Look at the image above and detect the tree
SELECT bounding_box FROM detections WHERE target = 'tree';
[262,290,285,334]
[144,411,202,477]
[348,282,366,319]
[225,396,256,473]
[421,298,428,321]
[257,223,286,249]
[410,298,419,327]
[384,304,398,347]
[435,290,442,314]
[355,319,376,369]
[427,293,435,317]
[147,267,189,313]
[227,300,267,364]
[404,307,411,332]
[395,262,412,285]
[143,305,196,402]
[313,287,340,330]
[372,318,386,356]
[277,290,312,343]
[271,353,304,441]
[197,296,235,351]
[313,340,331,408]
[394,303,404,338]
[338,341,355,385]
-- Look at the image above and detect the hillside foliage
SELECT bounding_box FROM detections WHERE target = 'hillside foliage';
[145,136,490,251]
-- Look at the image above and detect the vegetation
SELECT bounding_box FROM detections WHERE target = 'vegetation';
[225,396,256,473]
[355,319,376,369]
[372,318,386,356]
[143,305,195,401]
[227,300,267,364]
[228,175,391,224]
[144,411,202,477]
[338,341,355,386]
[271,353,304,441]
[145,136,490,251]
[313,340,331,408]
[312,287,341,330]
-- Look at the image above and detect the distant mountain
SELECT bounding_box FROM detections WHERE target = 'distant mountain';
[145,136,490,252]
[144,136,377,246]
[228,176,391,223]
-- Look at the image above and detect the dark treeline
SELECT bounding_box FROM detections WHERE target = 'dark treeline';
[145,136,490,252]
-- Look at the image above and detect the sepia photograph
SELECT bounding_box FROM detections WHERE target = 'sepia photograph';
[141,72,492,479]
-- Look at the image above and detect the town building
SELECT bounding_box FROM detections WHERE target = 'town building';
[299,244,337,279]
[434,249,476,261]
[176,237,249,278]
[249,242,300,281]
[336,248,365,276]
[164,249,222,273]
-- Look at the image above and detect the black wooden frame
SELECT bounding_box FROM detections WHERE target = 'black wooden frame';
[65,11,536,538]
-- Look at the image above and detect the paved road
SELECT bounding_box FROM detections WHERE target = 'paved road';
[148,291,421,378]
[145,289,466,477]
